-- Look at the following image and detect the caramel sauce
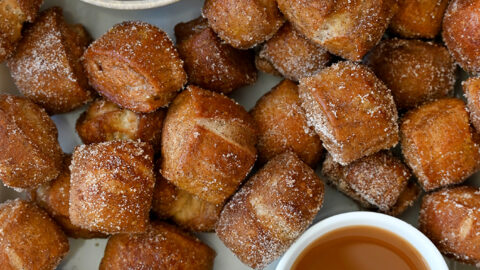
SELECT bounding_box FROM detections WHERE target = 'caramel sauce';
[292,225,429,270]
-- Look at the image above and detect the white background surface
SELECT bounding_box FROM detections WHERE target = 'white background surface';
[0,0,477,269]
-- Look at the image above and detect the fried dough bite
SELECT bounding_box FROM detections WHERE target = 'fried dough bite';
[255,54,281,77]
[464,77,480,132]
[401,98,480,191]
[76,99,165,151]
[322,151,411,212]
[390,0,450,38]
[202,0,284,49]
[420,186,480,265]
[250,79,322,166]
[7,7,94,114]
[83,21,187,112]
[99,221,215,270]
[0,199,69,270]
[161,85,257,204]
[0,0,42,62]
[443,0,480,74]
[152,172,222,232]
[276,0,397,61]
[256,23,330,82]
[299,62,399,165]
[174,17,257,94]
[216,152,324,269]
[366,38,456,110]
[0,95,62,189]
[386,181,421,216]
[70,141,155,234]
[31,155,106,238]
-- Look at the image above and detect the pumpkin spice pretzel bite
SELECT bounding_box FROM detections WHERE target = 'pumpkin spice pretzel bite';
[69,140,155,234]
[400,98,480,191]
[83,21,187,112]
[0,95,63,189]
[161,85,257,205]
[174,17,257,94]
[0,199,69,270]
[299,61,399,165]
[8,7,94,114]
[202,0,284,49]
[216,152,324,269]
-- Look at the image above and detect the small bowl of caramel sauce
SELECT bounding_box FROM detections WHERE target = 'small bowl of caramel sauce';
[276,212,447,270]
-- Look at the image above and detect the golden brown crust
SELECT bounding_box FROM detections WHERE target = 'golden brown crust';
[70,140,155,234]
[401,98,480,191]
[202,0,284,49]
[0,95,63,189]
[443,0,480,74]
[250,79,322,166]
[420,186,480,265]
[76,99,165,151]
[299,62,399,165]
[152,172,222,232]
[83,21,187,112]
[175,17,257,94]
[255,54,281,77]
[161,85,257,204]
[258,23,330,81]
[276,0,397,61]
[386,181,421,216]
[31,154,106,239]
[464,77,480,132]
[216,152,324,269]
[7,7,94,114]
[390,0,449,38]
[366,38,456,110]
[99,221,215,270]
[322,151,411,212]
[0,199,69,270]
[0,0,42,62]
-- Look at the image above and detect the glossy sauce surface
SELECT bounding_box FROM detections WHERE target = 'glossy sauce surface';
[292,225,429,270]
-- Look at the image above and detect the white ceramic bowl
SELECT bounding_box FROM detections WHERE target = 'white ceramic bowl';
[276,211,448,270]
[79,0,182,10]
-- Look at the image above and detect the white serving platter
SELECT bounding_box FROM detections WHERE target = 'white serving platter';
[0,0,477,269]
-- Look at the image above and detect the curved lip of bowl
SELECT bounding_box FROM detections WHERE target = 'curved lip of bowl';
[276,211,448,270]
[79,0,181,10]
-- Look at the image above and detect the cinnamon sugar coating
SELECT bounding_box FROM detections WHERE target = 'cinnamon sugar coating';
[322,151,411,212]
[100,221,215,270]
[420,186,480,266]
[390,0,450,38]
[31,155,106,238]
[202,0,284,49]
[400,98,480,191]
[70,140,155,234]
[0,95,63,189]
[216,152,324,269]
[0,0,42,62]
[0,199,69,270]
[8,7,94,114]
[152,172,222,232]
[276,0,397,61]
[83,21,187,112]
[299,62,399,165]
[464,77,480,132]
[161,85,257,204]
[255,54,281,77]
[251,79,322,166]
[386,181,421,216]
[175,17,257,94]
[76,99,165,151]
[257,23,330,82]
[366,38,456,110]
[443,0,480,74]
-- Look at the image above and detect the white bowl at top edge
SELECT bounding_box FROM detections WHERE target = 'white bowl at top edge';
[276,211,448,270]
[78,0,182,10]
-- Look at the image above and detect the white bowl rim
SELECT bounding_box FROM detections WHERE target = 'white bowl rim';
[79,0,181,10]
[276,211,448,270]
